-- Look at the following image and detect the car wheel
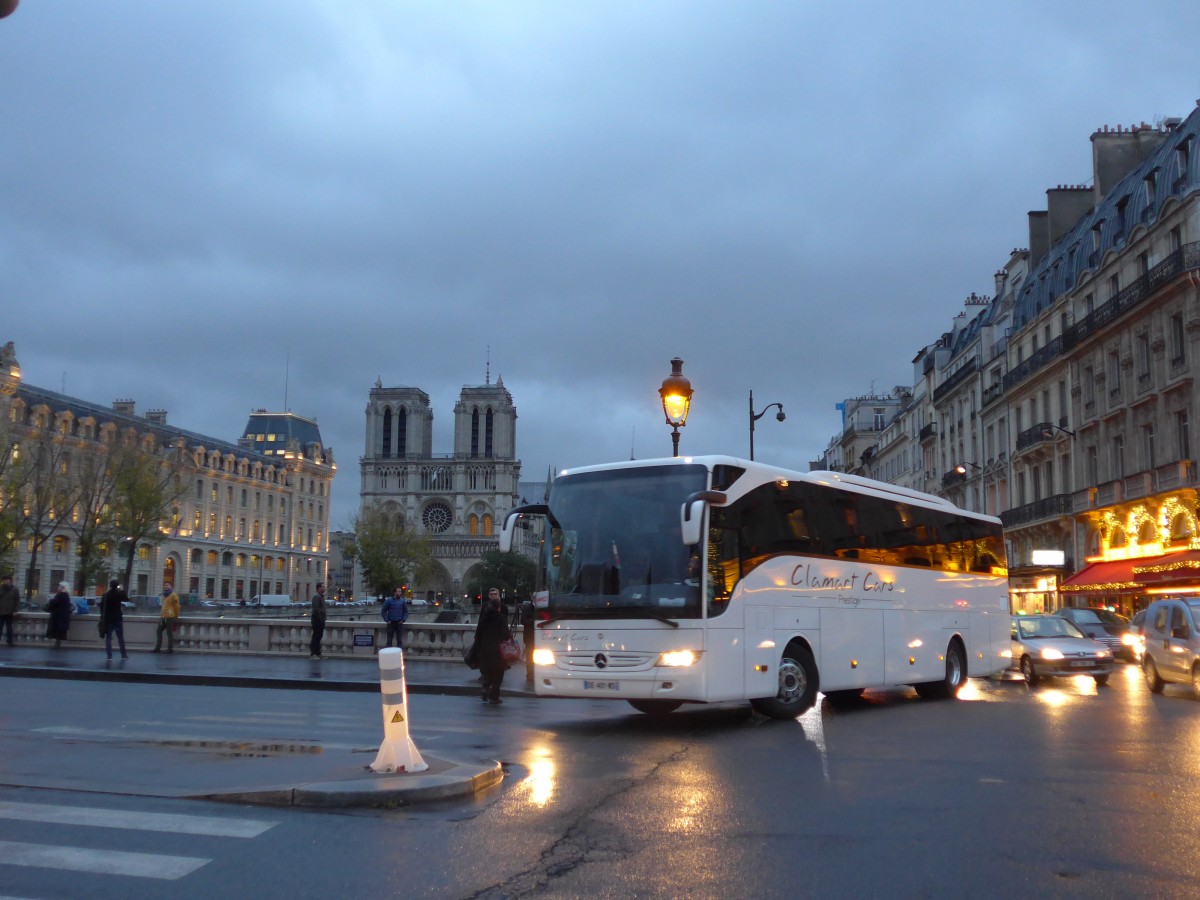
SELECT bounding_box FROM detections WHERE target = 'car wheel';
[1093,674,1110,686]
[751,643,819,719]
[1192,665,1200,702]
[1144,657,1165,694]
[627,700,682,716]
[914,639,967,699]
[1020,656,1040,686]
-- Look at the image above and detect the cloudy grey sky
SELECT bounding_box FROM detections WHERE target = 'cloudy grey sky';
[4,1,1199,528]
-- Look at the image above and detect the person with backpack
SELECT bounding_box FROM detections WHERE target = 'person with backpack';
[381,587,409,649]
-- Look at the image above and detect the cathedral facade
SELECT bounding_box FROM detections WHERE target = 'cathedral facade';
[359,374,521,601]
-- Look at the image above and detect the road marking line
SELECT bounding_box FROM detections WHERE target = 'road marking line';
[0,802,276,837]
[0,841,209,880]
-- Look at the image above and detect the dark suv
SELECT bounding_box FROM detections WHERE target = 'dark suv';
[1054,607,1136,661]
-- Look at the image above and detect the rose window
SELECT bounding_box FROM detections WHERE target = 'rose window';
[422,501,453,534]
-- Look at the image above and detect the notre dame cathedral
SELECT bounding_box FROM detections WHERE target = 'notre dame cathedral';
[359,372,522,601]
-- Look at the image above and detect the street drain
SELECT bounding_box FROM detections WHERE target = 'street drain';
[148,739,325,758]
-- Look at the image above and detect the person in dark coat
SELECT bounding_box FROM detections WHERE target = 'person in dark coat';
[100,579,129,660]
[46,582,72,648]
[0,573,20,646]
[474,587,511,704]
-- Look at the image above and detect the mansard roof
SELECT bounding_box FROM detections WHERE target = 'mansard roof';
[17,382,268,464]
[1012,105,1200,332]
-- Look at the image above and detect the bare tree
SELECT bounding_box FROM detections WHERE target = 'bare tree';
[65,440,123,595]
[0,417,23,573]
[12,426,78,597]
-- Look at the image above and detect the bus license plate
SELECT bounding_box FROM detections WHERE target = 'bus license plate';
[583,680,620,692]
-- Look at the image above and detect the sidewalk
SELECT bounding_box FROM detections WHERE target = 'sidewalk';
[0,644,530,808]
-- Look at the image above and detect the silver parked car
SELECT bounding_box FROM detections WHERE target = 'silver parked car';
[1141,598,1200,699]
[1010,615,1114,686]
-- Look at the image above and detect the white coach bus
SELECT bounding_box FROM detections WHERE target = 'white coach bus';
[499,456,1009,718]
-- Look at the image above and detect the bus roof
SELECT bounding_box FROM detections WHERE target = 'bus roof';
[556,455,1001,525]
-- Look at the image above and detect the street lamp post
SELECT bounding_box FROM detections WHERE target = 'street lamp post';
[658,357,694,458]
[748,390,785,461]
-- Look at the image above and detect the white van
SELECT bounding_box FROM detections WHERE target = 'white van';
[252,594,292,607]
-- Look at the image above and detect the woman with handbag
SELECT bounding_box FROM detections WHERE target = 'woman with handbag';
[474,587,514,705]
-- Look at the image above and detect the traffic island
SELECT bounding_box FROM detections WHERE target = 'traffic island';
[188,753,505,809]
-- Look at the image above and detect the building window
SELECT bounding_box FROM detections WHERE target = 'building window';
[1177,411,1191,460]
[195,479,203,499]
[1170,313,1186,365]
[1137,333,1151,386]
[382,408,392,458]
[1108,273,1120,301]
[1112,436,1125,480]
[1087,446,1099,486]
[1143,424,1156,470]
[1107,350,1121,401]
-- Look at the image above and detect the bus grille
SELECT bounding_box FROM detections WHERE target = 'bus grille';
[557,651,654,672]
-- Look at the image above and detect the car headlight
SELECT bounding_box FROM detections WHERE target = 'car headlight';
[1121,634,1138,646]
[531,647,556,666]
[657,649,699,667]
[1095,649,1111,659]
[1040,648,1064,660]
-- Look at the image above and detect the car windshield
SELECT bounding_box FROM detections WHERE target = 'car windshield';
[1017,617,1085,640]
[541,463,709,620]
[1090,608,1129,626]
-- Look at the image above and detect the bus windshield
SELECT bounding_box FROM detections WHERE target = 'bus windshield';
[542,464,709,620]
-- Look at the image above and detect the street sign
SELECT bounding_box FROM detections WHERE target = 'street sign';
[353,633,375,647]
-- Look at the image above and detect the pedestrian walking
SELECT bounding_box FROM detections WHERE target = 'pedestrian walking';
[153,582,180,653]
[381,587,408,649]
[46,582,72,649]
[518,597,537,682]
[0,573,19,647]
[474,587,511,704]
[100,579,129,660]
[310,583,327,658]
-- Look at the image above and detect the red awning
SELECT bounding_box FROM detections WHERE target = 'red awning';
[1060,558,1141,593]
[1134,550,1200,586]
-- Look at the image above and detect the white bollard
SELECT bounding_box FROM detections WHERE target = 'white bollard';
[369,647,428,773]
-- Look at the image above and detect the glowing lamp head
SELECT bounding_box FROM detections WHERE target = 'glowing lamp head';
[659,357,694,427]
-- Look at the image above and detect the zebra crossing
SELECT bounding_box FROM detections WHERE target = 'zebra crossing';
[0,799,278,884]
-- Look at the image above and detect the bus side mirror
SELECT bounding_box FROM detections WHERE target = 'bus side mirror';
[679,491,725,546]
[498,515,516,553]
[681,500,705,546]
[499,504,552,554]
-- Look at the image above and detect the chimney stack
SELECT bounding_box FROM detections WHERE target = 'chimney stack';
[112,399,136,416]
[146,409,168,425]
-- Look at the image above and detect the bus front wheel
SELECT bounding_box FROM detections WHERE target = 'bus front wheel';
[913,639,967,699]
[627,700,682,716]
[751,643,819,719]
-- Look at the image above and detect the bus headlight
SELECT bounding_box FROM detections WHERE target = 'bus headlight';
[657,650,699,667]
[531,647,556,667]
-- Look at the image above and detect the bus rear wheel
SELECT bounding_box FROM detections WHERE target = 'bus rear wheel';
[913,639,967,699]
[751,643,819,719]
[627,700,682,715]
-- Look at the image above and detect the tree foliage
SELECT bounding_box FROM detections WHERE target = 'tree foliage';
[108,440,188,591]
[351,506,436,597]
[65,441,123,594]
[472,549,537,602]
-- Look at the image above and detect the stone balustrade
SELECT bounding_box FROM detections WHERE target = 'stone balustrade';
[10,612,482,660]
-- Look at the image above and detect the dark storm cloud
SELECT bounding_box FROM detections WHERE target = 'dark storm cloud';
[4,0,1200,526]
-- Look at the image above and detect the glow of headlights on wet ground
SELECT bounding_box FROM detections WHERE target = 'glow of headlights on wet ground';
[515,747,557,808]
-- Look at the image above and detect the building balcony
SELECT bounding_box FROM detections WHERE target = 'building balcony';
[932,357,979,403]
[919,422,936,442]
[999,493,1073,529]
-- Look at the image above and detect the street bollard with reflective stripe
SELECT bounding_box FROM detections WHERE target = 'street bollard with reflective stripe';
[369,647,428,773]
